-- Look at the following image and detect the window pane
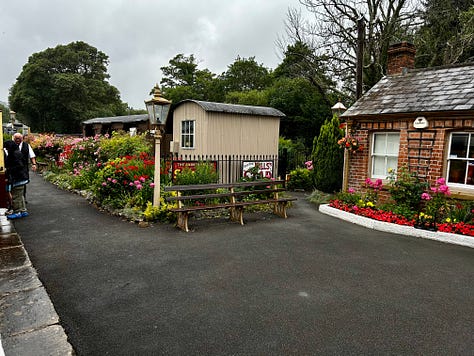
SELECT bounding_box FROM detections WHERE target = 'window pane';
[373,134,386,154]
[372,156,386,176]
[386,134,400,154]
[469,135,474,159]
[387,157,398,173]
[450,134,468,158]
[448,160,466,183]
[467,163,474,185]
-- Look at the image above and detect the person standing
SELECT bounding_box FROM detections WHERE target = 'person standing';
[6,133,37,219]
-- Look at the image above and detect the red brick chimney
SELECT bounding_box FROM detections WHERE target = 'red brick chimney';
[387,42,416,75]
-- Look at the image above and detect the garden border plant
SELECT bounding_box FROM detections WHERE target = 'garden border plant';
[330,170,474,237]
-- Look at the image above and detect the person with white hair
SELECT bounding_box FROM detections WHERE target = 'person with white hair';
[5,133,37,219]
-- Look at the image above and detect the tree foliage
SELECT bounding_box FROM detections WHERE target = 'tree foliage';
[222,56,272,92]
[160,54,225,104]
[312,114,344,193]
[268,77,333,148]
[9,41,125,133]
[415,0,474,67]
[282,1,419,97]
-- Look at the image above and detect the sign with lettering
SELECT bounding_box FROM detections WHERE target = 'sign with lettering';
[242,161,273,179]
[172,161,217,181]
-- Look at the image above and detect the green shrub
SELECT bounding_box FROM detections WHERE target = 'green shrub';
[287,168,314,191]
[335,190,362,207]
[312,114,344,193]
[98,131,152,161]
[387,166,428,213]
[174,162,218,185]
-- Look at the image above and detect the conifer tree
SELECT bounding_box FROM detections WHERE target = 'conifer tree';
[312,114,344,193]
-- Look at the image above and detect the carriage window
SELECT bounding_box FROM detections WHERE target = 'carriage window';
[181,120,195,149]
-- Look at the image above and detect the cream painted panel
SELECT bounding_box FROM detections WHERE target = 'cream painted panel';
[172,102,280,156]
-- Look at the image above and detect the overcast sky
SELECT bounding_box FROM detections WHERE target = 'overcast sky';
[0,0,304,110]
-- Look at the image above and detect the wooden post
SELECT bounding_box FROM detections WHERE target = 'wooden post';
[356,18,365,100]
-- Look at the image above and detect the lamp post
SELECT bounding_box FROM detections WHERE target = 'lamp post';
[331,101,348,192]
[145,85,172,207]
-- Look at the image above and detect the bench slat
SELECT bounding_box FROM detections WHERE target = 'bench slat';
[165,188,287,202]
[169,198,296,213]
[164,180,285,192]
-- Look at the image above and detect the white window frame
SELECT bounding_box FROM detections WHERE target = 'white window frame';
[446,132,474,189]
[371,132,400,179]
[181,120,195,149]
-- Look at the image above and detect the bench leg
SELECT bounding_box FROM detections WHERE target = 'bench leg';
[273,202,288,218]
[176,212,189,232]
[229,206,244,225]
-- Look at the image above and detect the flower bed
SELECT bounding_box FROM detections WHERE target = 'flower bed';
[320,203,474,249]
[328,200,474,237]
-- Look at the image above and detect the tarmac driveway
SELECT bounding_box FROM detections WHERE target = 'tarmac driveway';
[13,174,474,355]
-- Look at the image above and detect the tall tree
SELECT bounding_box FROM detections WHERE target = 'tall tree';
[160,54,225,103]
[9,41,124,133]
[267,77,334,149]
[274,40,335,108]
[415,0,474,67]
[222,56,272,92]
[312,114,344,193]
[282,1,419,97]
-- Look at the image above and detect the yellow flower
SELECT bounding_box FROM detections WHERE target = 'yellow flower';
[366,201,374,207]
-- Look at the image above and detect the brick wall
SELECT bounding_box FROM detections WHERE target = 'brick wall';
[387,42,416,75]
[347,116,473,199]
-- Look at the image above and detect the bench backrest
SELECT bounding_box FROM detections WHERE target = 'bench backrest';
[163,180,285,192]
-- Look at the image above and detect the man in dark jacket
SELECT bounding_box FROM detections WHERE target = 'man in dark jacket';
[5,134,37,219]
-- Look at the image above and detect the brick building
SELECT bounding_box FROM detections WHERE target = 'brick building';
[341,42,474,199]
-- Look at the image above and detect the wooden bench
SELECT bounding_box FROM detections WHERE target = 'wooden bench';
[164,180,296,232]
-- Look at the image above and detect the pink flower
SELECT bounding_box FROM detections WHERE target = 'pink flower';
[149,183,155,188]
[421,192,431,200]
[436,177,446,185]
[439,184,450,195]
[135,184,143,190]
[348,188,355,194]
[139,176,146,183]
[112,179,117,184]
[102,182,107,186]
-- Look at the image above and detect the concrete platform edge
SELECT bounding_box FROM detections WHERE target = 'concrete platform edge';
[0,213,74,356]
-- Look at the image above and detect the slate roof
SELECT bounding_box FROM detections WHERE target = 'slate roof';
[82,114,148,125]
[178,99,285,117]
[342,62,474,118]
